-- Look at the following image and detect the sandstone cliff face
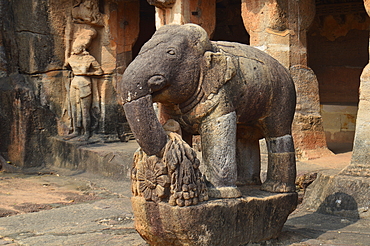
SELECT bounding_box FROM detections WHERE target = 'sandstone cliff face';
[0,0,131,167]
[0,0,61,167]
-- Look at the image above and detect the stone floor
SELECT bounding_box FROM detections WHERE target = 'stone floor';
[0,168,147,246]
[0,141,369,245]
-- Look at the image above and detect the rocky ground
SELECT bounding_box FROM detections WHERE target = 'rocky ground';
[0,145,369,245]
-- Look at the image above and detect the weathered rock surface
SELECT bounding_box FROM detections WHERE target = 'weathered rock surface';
[48,137,138,180]
[0,0,134,168]
[132,187,297,246]
[302,169,370,219]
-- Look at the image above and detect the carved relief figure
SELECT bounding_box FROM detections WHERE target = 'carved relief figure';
[64,27,103,141]
[72,0,102,25]
[121,24,297,199]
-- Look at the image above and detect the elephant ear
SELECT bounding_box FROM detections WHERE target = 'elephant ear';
[201,51,236,96]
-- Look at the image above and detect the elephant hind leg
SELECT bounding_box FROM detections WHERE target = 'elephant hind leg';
[261,135,296,193]
[236,125,262,186]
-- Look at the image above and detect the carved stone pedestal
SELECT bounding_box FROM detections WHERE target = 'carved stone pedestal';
[132,187,297,246]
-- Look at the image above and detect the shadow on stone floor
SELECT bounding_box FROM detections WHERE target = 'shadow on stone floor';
[279,192,360,245]
[244,192,361,245]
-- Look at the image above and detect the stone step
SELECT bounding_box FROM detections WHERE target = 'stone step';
[48,137,139,181]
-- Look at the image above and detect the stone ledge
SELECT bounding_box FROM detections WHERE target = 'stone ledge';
[48,137,138,180]
[302,169,370,219]
[340,164,370,177]
[132,187,297,246]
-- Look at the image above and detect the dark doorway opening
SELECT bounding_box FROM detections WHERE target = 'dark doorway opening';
[212,0,249,44]
[132,0,156,58]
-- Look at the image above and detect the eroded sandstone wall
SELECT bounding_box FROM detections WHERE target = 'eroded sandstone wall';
[0,0,142,167]
[0,0,62,167]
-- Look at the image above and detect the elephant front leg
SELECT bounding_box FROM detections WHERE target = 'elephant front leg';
[200,111,241,198]
[261,135,296,193]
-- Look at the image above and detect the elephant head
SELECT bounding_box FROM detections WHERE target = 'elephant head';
[120,24,236,156]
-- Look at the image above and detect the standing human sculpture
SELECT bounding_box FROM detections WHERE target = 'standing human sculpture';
[64,27,103,141]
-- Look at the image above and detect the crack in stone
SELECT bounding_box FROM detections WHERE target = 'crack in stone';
[16,29,49,36]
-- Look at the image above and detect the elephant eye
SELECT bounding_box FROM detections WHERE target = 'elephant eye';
[167,49,176,55]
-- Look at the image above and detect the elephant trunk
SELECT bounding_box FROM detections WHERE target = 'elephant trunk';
[123,95,167,156]
[120,59,169,156]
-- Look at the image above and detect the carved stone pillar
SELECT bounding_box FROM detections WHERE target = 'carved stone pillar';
[148,0,216,36]
[106,1,139,135]
[292,0,370,218]
[341,0,370,177]
[242,0,332,159]
[108,1,139,74]
[242,0,290,67]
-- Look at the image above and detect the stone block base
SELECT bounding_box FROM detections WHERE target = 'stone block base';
[47,137,138,180]
[132,187,297,246]
[302,169,370,219]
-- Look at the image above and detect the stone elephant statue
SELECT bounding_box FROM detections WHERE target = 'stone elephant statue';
[120,24,296,198]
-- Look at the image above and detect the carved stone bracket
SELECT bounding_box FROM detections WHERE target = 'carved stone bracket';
[148,0,216,37]
[147,0,176,9]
